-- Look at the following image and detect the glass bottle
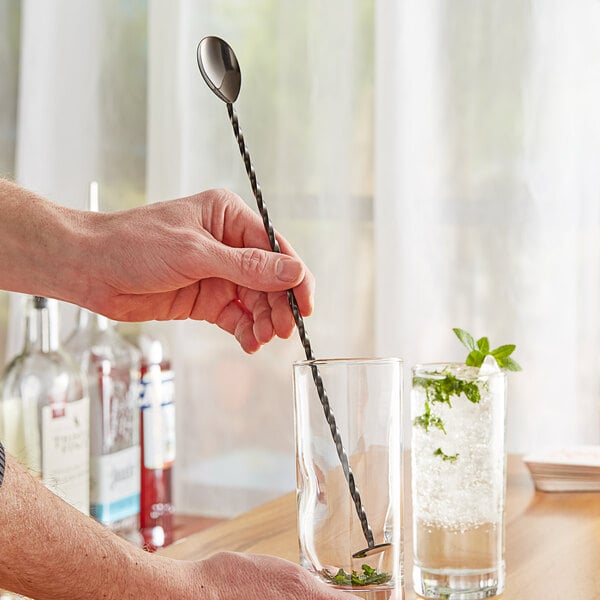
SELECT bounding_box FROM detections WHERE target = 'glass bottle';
[0,296,90,513]
[133,330,176,551]
[64,309,142,545]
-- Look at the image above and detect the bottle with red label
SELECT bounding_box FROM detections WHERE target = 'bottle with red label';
[135,330,175,551]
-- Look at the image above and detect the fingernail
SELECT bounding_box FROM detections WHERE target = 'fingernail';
[276,257,303,282]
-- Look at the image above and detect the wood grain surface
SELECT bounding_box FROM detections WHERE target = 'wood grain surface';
[162,455,600,599]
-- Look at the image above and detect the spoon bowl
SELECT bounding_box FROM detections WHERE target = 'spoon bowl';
[197,36,241,104]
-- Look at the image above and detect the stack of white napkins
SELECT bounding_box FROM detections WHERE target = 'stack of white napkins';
[523,446,600,492]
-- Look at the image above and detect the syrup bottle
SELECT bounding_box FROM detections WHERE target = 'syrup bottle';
[135,330,175,551]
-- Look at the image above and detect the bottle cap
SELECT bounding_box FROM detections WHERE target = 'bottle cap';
[33,296,48,309]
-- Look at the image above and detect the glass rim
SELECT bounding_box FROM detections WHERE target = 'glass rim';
[293,356,402,368]
[412,361,507,380]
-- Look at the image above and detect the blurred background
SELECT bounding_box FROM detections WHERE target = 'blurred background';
[0,0,599,517]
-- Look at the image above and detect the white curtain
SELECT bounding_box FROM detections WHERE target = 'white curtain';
[375,0,600,453]
[3,0,599,518]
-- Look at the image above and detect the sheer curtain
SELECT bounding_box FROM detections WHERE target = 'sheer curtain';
[3,0,599,519]
[375,0,600,453]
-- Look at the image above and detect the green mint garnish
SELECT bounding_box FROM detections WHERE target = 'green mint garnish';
[413,372,481,407]
[414,328,521,462]
[322,564,392,587]
[453,328,522,371]
[434,447,459,462]
[413,400,446,433]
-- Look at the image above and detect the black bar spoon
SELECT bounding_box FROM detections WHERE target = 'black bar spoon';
[196,35,390,559]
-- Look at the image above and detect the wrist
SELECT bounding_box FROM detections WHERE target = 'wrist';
[118,553,202,600]
[42,204,98,307]
[0,179,98,306]
[37,200,111,312]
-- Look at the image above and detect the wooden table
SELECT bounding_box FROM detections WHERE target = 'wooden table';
[162,455,600,598]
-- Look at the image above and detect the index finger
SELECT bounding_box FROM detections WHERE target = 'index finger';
[222,193,315,315]
[275,233,315,317]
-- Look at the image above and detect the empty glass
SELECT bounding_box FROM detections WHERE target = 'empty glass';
[294,358,403,600]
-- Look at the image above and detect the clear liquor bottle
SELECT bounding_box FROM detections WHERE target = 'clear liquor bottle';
[0,296,90,513]
[64,309,142,545]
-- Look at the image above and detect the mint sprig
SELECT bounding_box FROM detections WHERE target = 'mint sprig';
[413,371,481,407]
[453,328,522,371]
[322,564,392,587]
[413,328,521,463]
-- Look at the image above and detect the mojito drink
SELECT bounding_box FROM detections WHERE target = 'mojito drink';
[411,363,506,599]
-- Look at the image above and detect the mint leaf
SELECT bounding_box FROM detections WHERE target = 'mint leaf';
[466,349,484,367]
[491,344,516,360]
[477,337,490,353]
[362,565,375,576]
[453,328,476,351]
[322,565,392,587]
[499,356,522,371]
[413,371,481,409]
[454,328,521,373]
[413,401,447,434]
[434,447,459,463]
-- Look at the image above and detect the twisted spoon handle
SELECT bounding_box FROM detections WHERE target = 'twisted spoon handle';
[226,102,374,549]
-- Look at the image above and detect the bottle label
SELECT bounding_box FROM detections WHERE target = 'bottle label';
[90,360,140,456]
[41,397,90,515]
[0,397,41,471]
[90,445,141,525]
[140,369,175,469]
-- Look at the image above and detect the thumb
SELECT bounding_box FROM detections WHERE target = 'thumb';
[210,245,305,291]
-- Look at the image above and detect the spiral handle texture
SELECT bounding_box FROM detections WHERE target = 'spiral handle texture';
[226,103,375,549]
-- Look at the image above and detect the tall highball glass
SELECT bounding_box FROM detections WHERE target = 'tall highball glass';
[294,358,403,600]
[411,363,507,599]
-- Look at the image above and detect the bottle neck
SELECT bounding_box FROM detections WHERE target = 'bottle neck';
[76,307,110,331]
[25,296,60,353]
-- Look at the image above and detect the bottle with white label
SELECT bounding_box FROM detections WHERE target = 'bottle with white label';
[64,308,142,545]
[135,331,175,551]
[0,296,90,514]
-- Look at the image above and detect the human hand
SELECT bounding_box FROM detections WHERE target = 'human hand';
[184,551,361,600]
[79,189,314,353]
[0,454,355,600]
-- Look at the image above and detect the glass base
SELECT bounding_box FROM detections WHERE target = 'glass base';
[323,585,401,600]
[304,563,401,600]
[413,564,504,599]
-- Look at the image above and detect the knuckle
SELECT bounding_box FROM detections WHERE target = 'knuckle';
[241,247,269,274]
[213,187,242,210]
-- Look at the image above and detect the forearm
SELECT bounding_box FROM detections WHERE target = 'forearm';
[0,454,191,599]
[0,178,94,305]
[0,179,314,348]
